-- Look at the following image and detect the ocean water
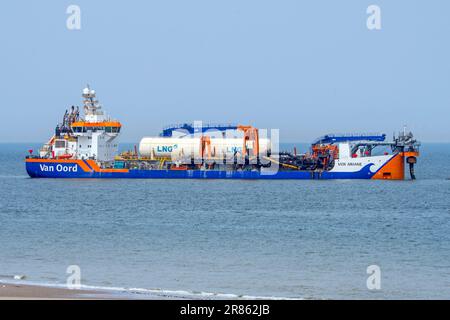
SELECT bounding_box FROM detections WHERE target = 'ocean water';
[0,143,449,299]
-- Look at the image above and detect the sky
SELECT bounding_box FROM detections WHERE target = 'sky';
[0,0,449,142]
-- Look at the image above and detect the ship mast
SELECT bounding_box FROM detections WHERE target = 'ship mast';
[82,85,103,117]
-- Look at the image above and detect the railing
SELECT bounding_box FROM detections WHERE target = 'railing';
[313,133,386,145]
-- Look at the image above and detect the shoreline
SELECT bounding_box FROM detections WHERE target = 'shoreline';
[0,282,113,300]
[0,281,167,300]
[0,281,294,300]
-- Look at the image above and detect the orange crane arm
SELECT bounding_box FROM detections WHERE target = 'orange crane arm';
[237,125,260,157]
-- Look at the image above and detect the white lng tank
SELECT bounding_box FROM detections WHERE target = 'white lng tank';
[139,137,271,158]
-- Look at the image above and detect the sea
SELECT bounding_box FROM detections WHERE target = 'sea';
[0,143,449,299]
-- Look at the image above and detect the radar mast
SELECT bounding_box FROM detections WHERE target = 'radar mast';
[82,85,103,116]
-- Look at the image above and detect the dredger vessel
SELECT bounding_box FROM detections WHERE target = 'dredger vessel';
[25,87,420,180]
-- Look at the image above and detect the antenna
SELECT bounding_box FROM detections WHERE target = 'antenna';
[82,85,102,116]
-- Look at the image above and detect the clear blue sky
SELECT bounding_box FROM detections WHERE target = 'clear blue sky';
[1,0,449,142]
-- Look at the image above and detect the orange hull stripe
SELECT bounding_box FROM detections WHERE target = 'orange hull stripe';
[77,161,93,173]
[372,154,405,180]
[86,160,101,172]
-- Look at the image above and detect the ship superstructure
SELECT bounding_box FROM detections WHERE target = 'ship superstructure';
[26,87,420,180]
[38,86,121,163]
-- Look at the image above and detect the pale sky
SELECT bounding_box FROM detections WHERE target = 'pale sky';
[1,0,449,142]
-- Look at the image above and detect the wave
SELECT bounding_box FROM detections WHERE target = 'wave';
[0,278,299,300]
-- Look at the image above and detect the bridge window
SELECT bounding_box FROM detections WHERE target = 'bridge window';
[55,140,66,148]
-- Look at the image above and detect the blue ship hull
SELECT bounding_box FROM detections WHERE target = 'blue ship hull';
[25,160,376,179]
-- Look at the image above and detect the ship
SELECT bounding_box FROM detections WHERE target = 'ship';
[25,86,420,180]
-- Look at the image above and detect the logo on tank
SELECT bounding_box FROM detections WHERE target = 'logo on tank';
[156,144,178,152]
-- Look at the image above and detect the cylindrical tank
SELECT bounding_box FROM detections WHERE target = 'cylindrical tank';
[139,137,271,159]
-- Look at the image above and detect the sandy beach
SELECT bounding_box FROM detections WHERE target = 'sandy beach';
[0,282,121,300]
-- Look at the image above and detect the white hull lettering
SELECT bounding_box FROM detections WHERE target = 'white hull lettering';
[39,163,78,172]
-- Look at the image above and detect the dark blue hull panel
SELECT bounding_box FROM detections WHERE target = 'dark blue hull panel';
[26,161,376,179]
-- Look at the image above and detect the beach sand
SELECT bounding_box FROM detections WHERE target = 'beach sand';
[0,282,122,299]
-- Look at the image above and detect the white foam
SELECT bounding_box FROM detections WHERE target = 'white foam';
[0,274,26,280]
[0,279,300,300]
